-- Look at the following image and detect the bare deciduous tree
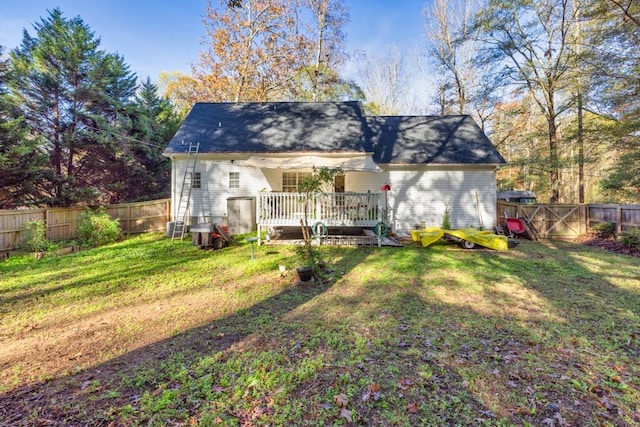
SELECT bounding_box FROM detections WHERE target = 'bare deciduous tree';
[423,0,480,115]
[356,46,410,115]
[302,0,349,101]
[476,0,578,202]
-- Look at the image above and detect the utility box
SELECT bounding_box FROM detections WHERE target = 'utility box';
[227,197,256,235]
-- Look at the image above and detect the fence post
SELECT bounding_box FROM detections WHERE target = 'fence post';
[126,205,131,236]
[45,208,51,241]
[617,205,622,234]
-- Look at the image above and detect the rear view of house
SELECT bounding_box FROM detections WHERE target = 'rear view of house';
[163,101,505,238]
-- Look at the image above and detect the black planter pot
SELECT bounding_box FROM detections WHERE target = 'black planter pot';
[296,266,313,282]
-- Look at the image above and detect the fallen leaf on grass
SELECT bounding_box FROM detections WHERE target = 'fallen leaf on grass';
[397,378,413,391]
[362,382,382,402]
[554,413,569,426]
[597,396,613,410]
[340,408,352,423]
[478,410,496,418]
[334,393,348,407]
[407,402,419,413]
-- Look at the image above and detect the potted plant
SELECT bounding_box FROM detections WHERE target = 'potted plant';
[296,167,342,281]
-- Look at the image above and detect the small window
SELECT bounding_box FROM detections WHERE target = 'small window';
[191,172,201,189]
[229,172,240,189]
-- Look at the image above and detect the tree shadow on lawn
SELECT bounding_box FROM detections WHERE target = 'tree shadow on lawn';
[281,243,640,426]
[0,246,501,426]
[1,240,639,426]
[0,267,338,425]
[443,239,640,425]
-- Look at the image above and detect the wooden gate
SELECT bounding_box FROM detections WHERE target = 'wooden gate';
[498,202,587,239]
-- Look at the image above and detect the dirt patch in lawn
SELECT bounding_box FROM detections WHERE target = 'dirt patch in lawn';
[574,235,640,258]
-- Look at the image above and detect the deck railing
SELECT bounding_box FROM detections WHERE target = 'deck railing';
[258,192,382,228]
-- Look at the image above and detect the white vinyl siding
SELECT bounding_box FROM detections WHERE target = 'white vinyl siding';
[172,159,269,224]
[171,158,498,233]
[345,171,389,193]
[386,168,498,233]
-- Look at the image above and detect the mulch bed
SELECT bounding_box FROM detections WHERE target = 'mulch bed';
[574,234,640,258]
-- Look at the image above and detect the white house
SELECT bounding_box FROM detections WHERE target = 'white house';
[163,101,505,238]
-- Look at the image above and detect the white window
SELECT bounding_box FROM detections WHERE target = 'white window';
[229,172,240,189]
[191,172,201,189]
[282,172,311,192]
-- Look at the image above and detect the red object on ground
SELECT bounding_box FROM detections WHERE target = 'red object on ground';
[505,217,526,234]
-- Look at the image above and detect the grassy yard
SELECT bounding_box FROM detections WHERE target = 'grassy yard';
[0,233,639,426]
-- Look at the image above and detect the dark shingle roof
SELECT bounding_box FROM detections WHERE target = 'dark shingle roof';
[164,101,372,155]
[368,115,506,165]
[164,102,505,166]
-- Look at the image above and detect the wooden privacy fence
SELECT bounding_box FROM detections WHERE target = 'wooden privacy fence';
[498,201,640,239]
[0,199,170,252]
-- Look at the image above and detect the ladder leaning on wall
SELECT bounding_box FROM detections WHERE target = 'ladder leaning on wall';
[172,142,200,240]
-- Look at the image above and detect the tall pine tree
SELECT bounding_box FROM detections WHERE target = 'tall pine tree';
[8,8,137,206]
[0,46,47,208]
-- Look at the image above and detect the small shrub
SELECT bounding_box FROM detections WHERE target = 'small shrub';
[591,221,616,239]
[618,227,640,250]
[22,220,50,252]
[442,202,452,230]
[78,207,122,247]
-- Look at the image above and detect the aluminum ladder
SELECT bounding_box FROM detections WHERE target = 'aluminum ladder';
[172,142,199,240]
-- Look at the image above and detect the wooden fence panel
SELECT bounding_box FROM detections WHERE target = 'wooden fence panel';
[46,207,83,241]
[621,206,640,231]
[588,204,640,233]
[588,204,618,224]
[0,199,170,252]
[498,201,639,239]
[0,209,45,251]
[106,200,170,235]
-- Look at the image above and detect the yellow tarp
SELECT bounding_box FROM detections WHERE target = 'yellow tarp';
[411,227,509,251]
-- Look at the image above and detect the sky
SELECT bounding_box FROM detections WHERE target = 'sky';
[0,0,430,83]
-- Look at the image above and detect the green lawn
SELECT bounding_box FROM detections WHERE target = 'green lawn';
[0,233,639,426]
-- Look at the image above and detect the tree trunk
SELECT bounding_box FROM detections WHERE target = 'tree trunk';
[577,92,584,203]
[53,89,63,204]
[548,117,559,203]
[312,5,326,102]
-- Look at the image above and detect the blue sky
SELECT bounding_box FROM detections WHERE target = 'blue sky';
[0,0,429,82]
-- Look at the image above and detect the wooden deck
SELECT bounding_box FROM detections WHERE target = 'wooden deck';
[257,192,384,244]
